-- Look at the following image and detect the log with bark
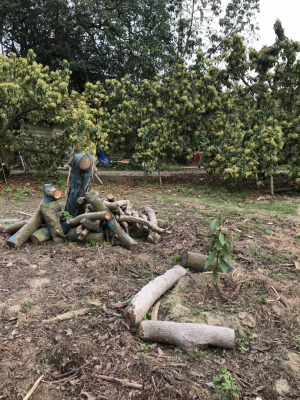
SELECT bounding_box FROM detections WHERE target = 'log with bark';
[65,152,93,217]
[30,222,70,245]
[144,206,160,242]
[43,184,62,202]
[66,211,108,227]
[7,202,44,248]
[0,220,27,234]
[139,321,235,353]
[124,265,187,327]
[181,251,237,272]
[66,227,104,244]
[40,202,65,244]
[80,218,102,232]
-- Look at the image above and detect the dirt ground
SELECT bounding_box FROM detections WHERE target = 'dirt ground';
[0,173,300,400]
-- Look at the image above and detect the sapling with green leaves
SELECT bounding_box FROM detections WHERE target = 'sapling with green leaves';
[205,212,233,285]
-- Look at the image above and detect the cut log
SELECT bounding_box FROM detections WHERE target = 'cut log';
[84,192,107,212]
[77,197,86,205]
[43,184,62,202]
[124,265,187,327]
[40,202,65,244]
[139,321,235,353]
[104,210,138,251]
[107,193,115,202]
[30,227,51,245]
[103,199,129,213]
[144,206,160,242]
[118,215,170,234]
[30,222,70,245]
[67,211,108,227]
[65,152,93,217]
[181,251,237,272]
[66,227,104,244]
[0,220,27,234]
[78,228,90,241]
[7,202,44,248]
[80,218,101,232]
[76,224,84,234]
[87,204,96,212]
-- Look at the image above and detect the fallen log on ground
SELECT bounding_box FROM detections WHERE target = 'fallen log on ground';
[7,202,44,248]
[181,251,237,272]
[106,193,115,202]
[124,265,187,327]
[41,202,65,243]
[139,321,235,352]
[0,220,27,234]
[80,218,102,232]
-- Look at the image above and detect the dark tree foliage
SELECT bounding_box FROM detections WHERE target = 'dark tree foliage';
[0,0,175,90]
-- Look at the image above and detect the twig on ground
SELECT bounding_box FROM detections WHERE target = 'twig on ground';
[23,375,44,400]
[94,374,143,390]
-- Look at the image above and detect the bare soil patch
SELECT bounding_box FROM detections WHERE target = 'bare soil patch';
[0,174,300,399]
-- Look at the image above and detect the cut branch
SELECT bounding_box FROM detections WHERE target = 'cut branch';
[181,251,237,272]
[139,321,235,353]
[67,211,108,226]
[124,265,187,327]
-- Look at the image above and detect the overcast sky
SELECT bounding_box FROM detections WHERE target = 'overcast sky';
[254,0,300,49]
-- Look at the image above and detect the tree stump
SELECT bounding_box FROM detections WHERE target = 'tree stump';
[65,152,93,217]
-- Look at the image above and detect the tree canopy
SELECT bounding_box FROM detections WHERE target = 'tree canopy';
[0,0,259,90]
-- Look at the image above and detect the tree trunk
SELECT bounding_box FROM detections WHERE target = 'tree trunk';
[139,321,235,353]
[66,211,108,227]
[0,220,27,234]
[65,152,93,217]
[40,201,65,243]
[0,119,11,179]
[43,184,62,202]
[66,227,104,244]
[124,265,187,327]
[181,251,237,272]
[7,202,44,248]
[144,206,160,242]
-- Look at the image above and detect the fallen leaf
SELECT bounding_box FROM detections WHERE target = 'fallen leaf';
[109,291,116,296]
[65,328,73,336]
[157,347,164,356]
[294,261,300,270]
[252,346,271,352]
[69,378,80,385]
[25,337,32,343]
[221,359,226,365]
[132,273,140,278]
[55,334,62,342]
[156,266,162,270]
[174,203,180,206]
[88,299,104,307]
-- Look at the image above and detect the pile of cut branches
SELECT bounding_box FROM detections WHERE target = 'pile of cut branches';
[1,186,171,251]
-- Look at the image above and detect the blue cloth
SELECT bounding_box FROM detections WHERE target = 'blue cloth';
[97,151,109,165]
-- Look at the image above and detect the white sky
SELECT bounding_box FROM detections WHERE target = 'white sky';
[255,0,300,49]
